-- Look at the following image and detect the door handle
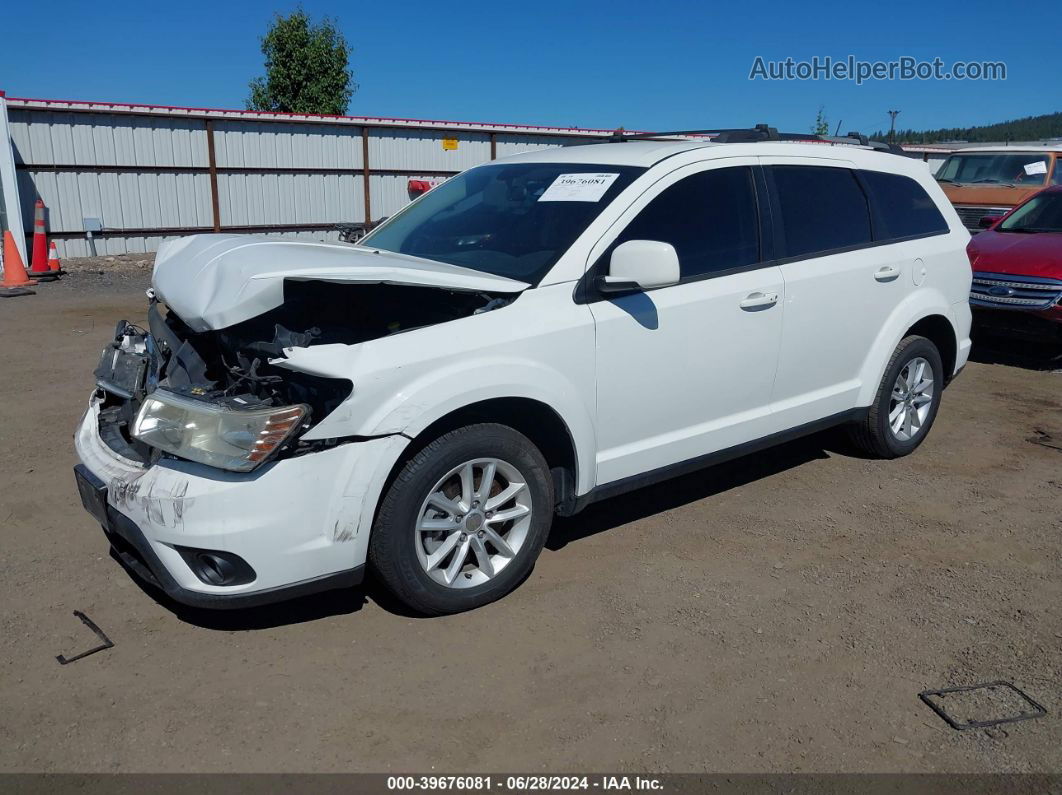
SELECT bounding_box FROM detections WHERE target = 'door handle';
[739,291,779,310]
[874,265,901,282]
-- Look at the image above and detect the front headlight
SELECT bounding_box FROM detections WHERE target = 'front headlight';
[131,390,308,472]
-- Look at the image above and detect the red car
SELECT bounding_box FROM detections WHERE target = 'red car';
[967,185,1062,345]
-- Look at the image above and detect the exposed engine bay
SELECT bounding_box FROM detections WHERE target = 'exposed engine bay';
[92,280,515,466]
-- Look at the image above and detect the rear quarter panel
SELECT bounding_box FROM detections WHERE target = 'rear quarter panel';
[854,227,973,406]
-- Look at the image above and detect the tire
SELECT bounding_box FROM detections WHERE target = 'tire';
[369,423,554,615]
[848,335,944,459]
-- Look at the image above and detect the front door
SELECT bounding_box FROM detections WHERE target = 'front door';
[588,161,784,486]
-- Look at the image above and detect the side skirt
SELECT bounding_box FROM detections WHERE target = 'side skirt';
[564,407,867,516]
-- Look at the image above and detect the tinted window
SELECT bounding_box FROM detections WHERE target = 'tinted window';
[771,165,872,258]
[362,163,643,284]
[610,166,759,278]
[861,170,949,240]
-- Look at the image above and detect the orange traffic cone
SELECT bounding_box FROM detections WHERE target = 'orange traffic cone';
[30,199,48,273]
[33,240,64,280]
[1,230,38,293]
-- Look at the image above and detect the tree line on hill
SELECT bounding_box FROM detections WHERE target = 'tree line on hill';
[871,112,1062,144]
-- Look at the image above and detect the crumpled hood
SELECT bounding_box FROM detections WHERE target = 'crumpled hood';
[152,234,530,331]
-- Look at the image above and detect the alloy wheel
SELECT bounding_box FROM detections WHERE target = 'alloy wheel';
[889,356,935,442]
[414,458,533,589]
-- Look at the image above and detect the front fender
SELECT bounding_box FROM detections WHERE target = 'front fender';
[367,356,598,496]
[273,289,600,495]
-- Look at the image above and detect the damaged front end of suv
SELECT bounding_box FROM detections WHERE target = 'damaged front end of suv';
[76,234,528,607]
[93,303,346,474]
[95,235,526,472]
[97,279,511,473]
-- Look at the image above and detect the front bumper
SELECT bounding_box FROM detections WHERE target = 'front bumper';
[75,462,363,608]
[74,396,409,609]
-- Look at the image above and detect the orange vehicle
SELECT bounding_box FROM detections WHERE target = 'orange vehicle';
[935,145,1062,231]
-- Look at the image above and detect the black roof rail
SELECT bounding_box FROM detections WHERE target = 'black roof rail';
[605,124,779,142]
[595,125,904,155]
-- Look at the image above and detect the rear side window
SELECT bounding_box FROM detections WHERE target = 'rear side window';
[610,166,760,279]
[770,165,872,258]
[860,170,949,240]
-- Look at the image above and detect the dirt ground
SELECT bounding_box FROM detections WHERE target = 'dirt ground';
[0,265,1059,774]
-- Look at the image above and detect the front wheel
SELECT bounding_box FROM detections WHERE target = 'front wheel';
[369,423,554,615]
[848,335,944,459]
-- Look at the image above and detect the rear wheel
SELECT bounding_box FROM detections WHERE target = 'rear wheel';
[848,335,944,459]
[369,423,553,615]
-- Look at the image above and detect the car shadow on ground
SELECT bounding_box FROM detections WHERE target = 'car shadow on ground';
[143,429,849,630]
[969,335,1062,371]
[547,431,840,551]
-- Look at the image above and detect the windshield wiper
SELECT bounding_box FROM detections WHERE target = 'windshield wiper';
[1000,227,1042,234]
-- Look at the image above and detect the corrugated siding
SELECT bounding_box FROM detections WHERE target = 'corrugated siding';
[217,172,364,226]
[494,134,575,158]
[369,128,490,172]
[212,120,363,169]
[10,108,215,256]
[6,105,581,257]
[15,168,213,238]
[9,110,207,166]
[15,169,212,229]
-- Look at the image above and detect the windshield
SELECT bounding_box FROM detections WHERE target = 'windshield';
[998,192,1062,233]
[361,163,644,284]
[935,152,1050,187]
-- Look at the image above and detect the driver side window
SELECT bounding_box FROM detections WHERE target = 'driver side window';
[610,166,761,279]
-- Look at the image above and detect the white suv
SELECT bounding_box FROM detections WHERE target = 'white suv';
[74,131,973,614]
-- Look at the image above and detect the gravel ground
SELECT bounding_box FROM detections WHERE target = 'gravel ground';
[0,260,1059,774]
[37,253,155,295]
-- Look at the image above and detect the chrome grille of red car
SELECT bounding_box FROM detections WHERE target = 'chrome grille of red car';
[971,272,1062,309]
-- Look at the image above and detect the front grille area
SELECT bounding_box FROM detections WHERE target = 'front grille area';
[971,272,1062,310]
[955,205,1009,231]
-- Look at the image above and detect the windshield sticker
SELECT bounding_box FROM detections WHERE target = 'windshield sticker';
[1024,161,1048,175]
[538,173,621,202]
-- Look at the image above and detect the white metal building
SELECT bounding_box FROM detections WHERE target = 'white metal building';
[0,94,615,258]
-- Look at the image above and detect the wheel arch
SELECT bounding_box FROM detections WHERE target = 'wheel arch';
[856,293,961,406]
[382,397,584,516]
[905,314,957,383]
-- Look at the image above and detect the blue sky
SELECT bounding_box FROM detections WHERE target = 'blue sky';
[2,0,1054,134]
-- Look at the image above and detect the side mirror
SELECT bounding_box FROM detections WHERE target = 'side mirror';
[598,240,681,294]
[978,215,998,229]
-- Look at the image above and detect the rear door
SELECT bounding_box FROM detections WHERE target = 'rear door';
[760,158,909,427]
